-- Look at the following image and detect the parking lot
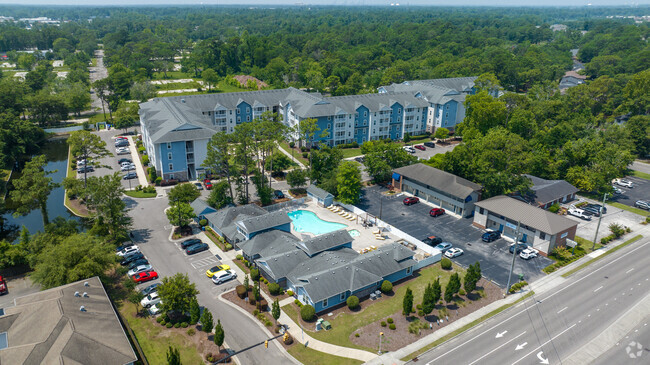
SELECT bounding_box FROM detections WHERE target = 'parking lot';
[609,175,650,208]
[357,186,553,287]
[408,140,460,160]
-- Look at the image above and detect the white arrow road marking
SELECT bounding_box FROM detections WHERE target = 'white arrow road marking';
[468,331,527,365]
[537,351,549,364]
[496,330,508,338]
[511,323,576,365]
[515,342,528,350]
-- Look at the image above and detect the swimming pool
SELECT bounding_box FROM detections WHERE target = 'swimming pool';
[288,210,347,236]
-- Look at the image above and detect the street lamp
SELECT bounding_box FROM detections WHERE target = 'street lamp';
[592,193,609,251]
[378,332,384,354]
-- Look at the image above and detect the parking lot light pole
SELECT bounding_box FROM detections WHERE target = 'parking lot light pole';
[591,193,609,251]
[506,221,521,293]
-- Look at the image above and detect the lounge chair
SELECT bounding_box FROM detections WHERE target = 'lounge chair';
[348,216,355,221]
[376,236,386,241]
[370,245,377,250]
[338,211,346,216]
[372,229,380,235]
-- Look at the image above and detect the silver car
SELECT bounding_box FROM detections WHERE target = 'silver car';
[634,200,650,210]
[127,264,153,276]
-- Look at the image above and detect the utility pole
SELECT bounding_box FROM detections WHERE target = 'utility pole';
[592,193,609,251]
[378,332,383,355]
[506,221,521,293]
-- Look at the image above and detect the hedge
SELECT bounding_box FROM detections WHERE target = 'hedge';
[268,282,281,295]
[300,304,315,321]
[380,280,393,293]
[441,258,452,270]
[346,295,359,310]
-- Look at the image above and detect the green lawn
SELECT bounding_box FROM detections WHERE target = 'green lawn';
[154,81,202,90]
[89,113,110,125]
[401,291,536,361]
[288,344,363,365]
[279,142,309,166]
[609,202,650,217]
[152,71,193,79]
[282,263,467,352]
[562,235,643,278]
[575,235,602,253]
[119,302,204,365]
[629,169,650,180]
[124,190,156,198]
[340,148,362,158]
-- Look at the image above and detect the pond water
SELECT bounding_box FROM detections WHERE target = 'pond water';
[2,138,81,241]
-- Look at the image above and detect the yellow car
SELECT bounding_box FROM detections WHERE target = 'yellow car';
[206,264,230,278]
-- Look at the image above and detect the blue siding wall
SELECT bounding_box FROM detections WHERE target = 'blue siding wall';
[390,102,402,140]
[442,100,458,128]
[314,116,333,145]
[159,141,188,176]
[314,291,348,313]
[236,102,252,125]
[384,267,412,283]
[420,109,428,133]
[354,105,369,144]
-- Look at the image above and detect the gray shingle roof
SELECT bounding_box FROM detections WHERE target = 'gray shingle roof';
[394,163,482,199]
[190,198,217,217]
[475,195,578,235]
[379,77,477,105]
[522,175,579,206]
[209,204,267,230]
[239,230,299,259]
[0,276,137,365]
[237,210,292,234]
[297,229,353,257]
[306,185,333,200]
[139,97,218,144]
[284,91,428,118]
[257,248,310,281]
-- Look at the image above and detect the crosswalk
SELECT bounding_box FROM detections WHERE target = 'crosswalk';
[190,257,217,269]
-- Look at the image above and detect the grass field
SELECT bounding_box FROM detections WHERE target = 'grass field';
[629,169,650,180]
[288,344,363,365]
[282,263,467,352]
[562,234,643,278]
[279,142,309,166]
[124,190,156,198]
[340,148,362,158]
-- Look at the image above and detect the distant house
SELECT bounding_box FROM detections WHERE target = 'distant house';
[392,163,482,218]
[559,71,587,92]
[307,185,334,207]
[0,276,137,365]
[473,195,578,255]
[518,174,579,209]
[193,202,267,244]
[550,24,568,31]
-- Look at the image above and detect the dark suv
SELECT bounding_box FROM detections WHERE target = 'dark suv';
[424,141,435,148]
[482,230,501,242]
[422,235,443,246]
[180,238,202,249]
[509,243,528,254]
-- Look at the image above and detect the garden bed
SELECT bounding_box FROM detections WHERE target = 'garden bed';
[204,227,232,251]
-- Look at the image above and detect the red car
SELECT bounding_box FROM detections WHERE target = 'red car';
[430,208,445,217]
[414,145,426,151]
[403,197,419,205]
[132,271,159,283]
[203,179,212,190]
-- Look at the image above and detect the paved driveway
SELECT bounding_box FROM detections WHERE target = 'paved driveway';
[0,276,41,309]
[608,175,650,208]
[357,186,553,287]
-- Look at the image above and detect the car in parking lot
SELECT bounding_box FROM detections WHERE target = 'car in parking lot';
[274,190,285,199]
[123,172,137,180]
[120,252,144,266]
[185,243,209,255]
[568,208,592,220]
[117,246,140,256]
[206,264,231,278]
[414,144,426,151]
[422,235,443,246]
[402,146,416,154]
[429,208,445,217]
[116,147,130,155]
[128,258,149,270]
[423,141,435,148]
[194,182,203,190]
[120,164,136,171]
[140,292,161,308]
[354,157,364,163]
[444,247,464,258]
[118,158,132,165]
[115,136,129,141]
[435,242,453,252]
[509,243,528,254]
[482,230,501,242]
[520,248,538,260]
[212,269,237,284]
[127,264,153,277]
[77,165,94,173]
[181,238,202,249]
[403,196,419,205]
[116,241,135,252]
[635,200,650,210]
[148,302,163,315]
[139,282,161,296]
[582,205,602,217]
[132,271,158,283]
[616,179,634,188]
[585,203,607,214]
[203,179,212,190]
[612,185,623,194]
[115,140,129,148]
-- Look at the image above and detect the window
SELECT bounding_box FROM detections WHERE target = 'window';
[479,208,484,215]
[169,174,174,179]
[327,123,331,130]
[167,152,172,160]
[247,116,250,122]
[168,163,173,171]
[236,109,240,114]
[540,232,546,240]
[237,116,241,122]
[406,266,412,274]
[323,298,328,307]
[167,142,171,149]
[446,105,449,110]
[398,108,402,113]
[247,107,250,113]
[445,113,449,118]
[340,292,346,301]
[229,110,232,115]
[364,111,367,117]
[327,116,331,121]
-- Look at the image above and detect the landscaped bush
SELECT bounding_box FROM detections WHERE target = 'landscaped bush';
[287,290,294,296]
[346,295,359,310]
[508,281,529,294]
[441,258,452,270]
[268,282,281,295]
[387,318,393,324]
[265,320,272,327]
[548,202,561,213]
[302,152,308,159]
[294,299,302,307]
[225,243,233,250]
[355,333,360,337]
[416,304,422,310]
[253,309,259,316]
[156,316,164,323]
[205,353,213,362]
[187,328,195,336]
[300,146,309,152]
[389,324,396,330]
[289,141,295,148]
[181,322,188,328]
[300,304,316,321]
[155,176,162,185]
[248,292,256,306]
[380,280,393,293]
[199,219,207,227]
[142,155,149,165]
[236,254,244,260]
[458,289,466,296]
[174,322,181,328]
[236,285,247,298]
[380,321,387,327]
[166,322,173,328]
[251,268,260,281]
[418,310,424,316]
[257,299,268,311]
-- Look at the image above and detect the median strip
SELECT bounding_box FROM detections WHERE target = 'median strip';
[562,235,643,278]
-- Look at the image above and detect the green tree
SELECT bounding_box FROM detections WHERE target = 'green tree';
[27,90,68,126]
[207,181,233,209]
[460,90,507,136]
[286,169,307,190]
[265,153,293,175]
[129,81,156,102]
[17,53,35,70]
[298,118,320,150]
[624,115,650,157]
[402,287,413,317]
[201,308,214,333]
[83,174,132,243]
[10,155,59,226]
[336,160,361,204]
[271,298,281,324]
[67,130,111,187]
[202,68,219,91]
[434,127,450,140]
[421,282,435,317]
[204,132,235,202]
[189,298,200,325]
[113,101,140,133]
[444,273,461,303]
[64,82,91,117]
[464,263,478,293]
[168,184,200,228]
[93,78,111,119]
[432,278,442,305]
[166,346,181,365]
[361,140,416,182]
[158,273,199,315]
[310,146,343,184]
[214,319,225,351]
[31,233,116,289]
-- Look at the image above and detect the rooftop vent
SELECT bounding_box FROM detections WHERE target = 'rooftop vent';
[82,292,88,298]
[79,306,86,312]
[83,282,89,287]
[181,99,186,103]
[74,291,80,297]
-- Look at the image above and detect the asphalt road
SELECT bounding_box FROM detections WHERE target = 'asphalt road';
[592,314,650,364]
[126,194,290,364]
[411,237,650,365]
[357,186,553,287]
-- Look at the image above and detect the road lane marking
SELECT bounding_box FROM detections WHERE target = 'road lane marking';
[557,307,568,314]
[594,286,603,292]
[496,330,508,338]
[626,268,634,274]
[511,324,576,365]
[468,331,527,365]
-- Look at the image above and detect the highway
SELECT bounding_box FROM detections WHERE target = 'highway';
[592,314,650,364]
[412,238,650,365]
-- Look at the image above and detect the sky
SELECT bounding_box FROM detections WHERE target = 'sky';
[0,0,648,6]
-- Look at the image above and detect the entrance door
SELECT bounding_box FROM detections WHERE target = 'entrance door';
[499,224,504,232]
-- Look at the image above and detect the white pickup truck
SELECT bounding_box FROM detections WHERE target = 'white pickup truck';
[568,208,591,221]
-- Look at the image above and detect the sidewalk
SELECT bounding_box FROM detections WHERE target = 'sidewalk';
[276,143,306,169]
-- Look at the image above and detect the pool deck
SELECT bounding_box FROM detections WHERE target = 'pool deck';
[290,200,398,253]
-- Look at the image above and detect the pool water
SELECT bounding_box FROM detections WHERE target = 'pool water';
[288,210,347,236]
[348,229,360,237]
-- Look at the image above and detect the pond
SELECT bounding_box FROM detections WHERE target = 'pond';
[2,138,81,241]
